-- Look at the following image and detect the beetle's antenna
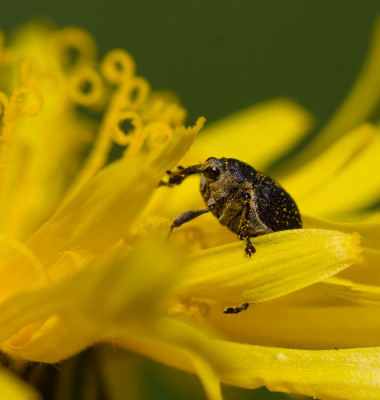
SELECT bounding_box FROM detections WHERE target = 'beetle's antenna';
[166,163,206,186]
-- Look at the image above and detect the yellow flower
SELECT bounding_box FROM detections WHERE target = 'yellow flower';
[0,21,379,400]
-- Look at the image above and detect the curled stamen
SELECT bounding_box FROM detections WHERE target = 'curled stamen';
[157,102,187,127]
[145,121,174,150]
[141,94,187,127]
[10,87,43,116]
[63,85,146,200]
[54,27,97,71]
[101,49,136,85]
[116,77,150,110]
[67,67,104,106]
[113,110,144,152]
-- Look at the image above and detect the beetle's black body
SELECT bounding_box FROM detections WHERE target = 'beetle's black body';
[199,158,301,237]
[162,157,302,314]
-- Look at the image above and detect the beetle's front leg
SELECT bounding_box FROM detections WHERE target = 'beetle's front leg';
[159,163,206,187]
[169,204,215,235]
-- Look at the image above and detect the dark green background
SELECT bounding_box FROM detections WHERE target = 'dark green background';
[2,2,380,399]
[2,1,380,128]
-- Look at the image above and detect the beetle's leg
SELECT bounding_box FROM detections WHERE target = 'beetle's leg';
[158,179,169,187]
[236,200,256,257]
[223,303,250,314]
[159,163,206,188]
[169,204,215,235]
[245,237,256,257]
[165,165,184,175]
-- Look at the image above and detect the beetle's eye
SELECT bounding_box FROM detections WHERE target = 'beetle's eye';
[204,166,220,180]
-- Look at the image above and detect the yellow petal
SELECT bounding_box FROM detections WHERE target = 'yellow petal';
[304,214,379,251]
[27,117,205,266]
[184,350,223,400]
[143,174,205,223]
[0,368,39,400]
[0,25,97,240]
[186,99,312,170]
[219,343,380,400]
[318,277,380,307]
[149,116,205,174]
[0,239,181,362]
[298,134,380,217]
[206,302,380,349]
[177,229,362,304]
[116,318,226,400]
[31,156,159,262]
[281,123,376,199]
[116,322,380,400]
[0,156,159,301]
[304,214,380,284]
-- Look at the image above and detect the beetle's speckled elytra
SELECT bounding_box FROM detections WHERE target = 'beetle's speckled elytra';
[161,157,302,313]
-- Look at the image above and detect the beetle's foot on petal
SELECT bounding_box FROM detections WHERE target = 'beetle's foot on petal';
[245,238,256,257]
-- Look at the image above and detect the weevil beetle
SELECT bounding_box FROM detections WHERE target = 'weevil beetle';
[161,157,302,313]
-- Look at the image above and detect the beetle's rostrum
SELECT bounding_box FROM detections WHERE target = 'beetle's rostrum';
[161,157,302,314]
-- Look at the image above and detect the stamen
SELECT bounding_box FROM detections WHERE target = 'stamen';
[113,110,144,150]
[54,27,97,71]
[67,67,104,106]
[117,77,150,109]
[64,77,150,200]
[63,88,134,199]
[101,49,136,85]
[0,88,42,197]
[160,102,187,127]
[149,117,205,173]
[145,121,173,150]
[141,95,187,127]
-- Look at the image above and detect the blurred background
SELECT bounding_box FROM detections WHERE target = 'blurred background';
[3,1,380,130]
[2,1,380,399]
